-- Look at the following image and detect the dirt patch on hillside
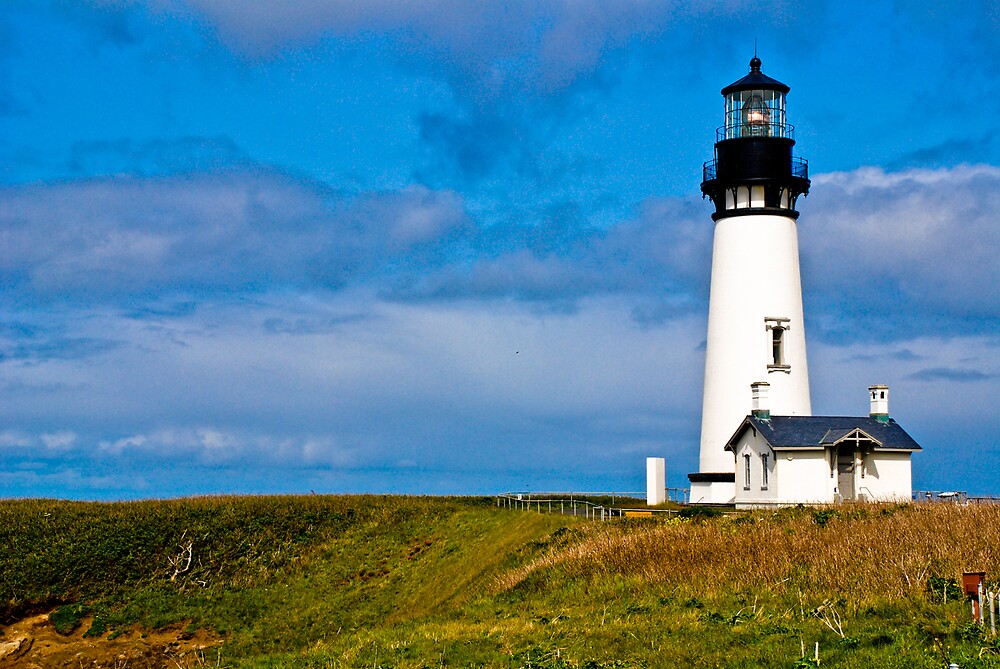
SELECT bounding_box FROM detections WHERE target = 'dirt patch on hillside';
[0,612,224,668]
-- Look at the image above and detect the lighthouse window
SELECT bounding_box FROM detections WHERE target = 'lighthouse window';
[771,327,784,366]
[744,454,751,490]
[750,185,765,207]
[761,454,769,490]
[742,94,771,137]
[765,317,791,372]
[724,87,787,140]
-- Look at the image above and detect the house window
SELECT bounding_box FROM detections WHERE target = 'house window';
[744,454,751,490]
[761,454,769,490]
[765,318,791,372]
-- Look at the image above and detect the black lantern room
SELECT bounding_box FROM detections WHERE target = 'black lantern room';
[701,56,809,220]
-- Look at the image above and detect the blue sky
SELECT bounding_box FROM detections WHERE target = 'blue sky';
[1,1,998,499]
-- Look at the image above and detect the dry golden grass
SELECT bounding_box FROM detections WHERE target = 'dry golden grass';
[497,503,1000,601]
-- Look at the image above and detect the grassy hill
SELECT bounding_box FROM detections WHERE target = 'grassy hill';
[1,496,999,668]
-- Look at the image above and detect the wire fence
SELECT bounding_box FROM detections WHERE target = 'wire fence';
[495,490,690,521]
[913,491,1000,505]
[497,489,1000,521]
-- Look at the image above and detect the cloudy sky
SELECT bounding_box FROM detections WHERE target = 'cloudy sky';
[2,1,998,499]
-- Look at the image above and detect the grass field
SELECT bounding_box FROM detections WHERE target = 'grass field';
[1,496,999,668]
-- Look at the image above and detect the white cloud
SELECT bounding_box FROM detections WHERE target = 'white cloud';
[802,164,1000,337]
[1,292,704,479]
[0,430,32,449]
[40,431,78,451]
[98,434,149,455]
[3,163,995,339]
[171,1,691,92]
[0,172,471,302]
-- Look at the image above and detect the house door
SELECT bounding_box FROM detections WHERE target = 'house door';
[837,445,855,501]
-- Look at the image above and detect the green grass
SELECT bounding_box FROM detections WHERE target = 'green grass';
[2,496,999,668]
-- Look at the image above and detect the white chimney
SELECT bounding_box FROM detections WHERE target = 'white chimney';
[869,384,889,422]
[751,381,770,419]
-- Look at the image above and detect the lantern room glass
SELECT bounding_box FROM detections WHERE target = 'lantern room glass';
[723,89,788,140]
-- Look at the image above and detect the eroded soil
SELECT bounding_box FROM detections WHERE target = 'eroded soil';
[0,612,224,668]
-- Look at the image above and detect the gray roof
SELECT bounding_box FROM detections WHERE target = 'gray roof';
[721,57,790,95]
[725,415,922,452]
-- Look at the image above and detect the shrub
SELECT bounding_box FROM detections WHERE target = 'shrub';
[811,509,836,528]
[50,603,87,635]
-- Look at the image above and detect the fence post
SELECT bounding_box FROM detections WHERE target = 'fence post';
[981,582,986,625]
[991,590,997,636]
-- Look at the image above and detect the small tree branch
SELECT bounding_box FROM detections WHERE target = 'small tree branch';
[168,532,194,582]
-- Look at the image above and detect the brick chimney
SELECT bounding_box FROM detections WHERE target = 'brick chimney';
[869,384,889,423]
[751,381,770,420]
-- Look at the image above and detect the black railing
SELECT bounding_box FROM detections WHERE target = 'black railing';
[703,160,717,182]
[791,156,808,179]
[717,121,795,142]
[702,156,809,183]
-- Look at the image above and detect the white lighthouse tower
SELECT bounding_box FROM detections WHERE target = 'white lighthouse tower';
[689,56,812,504]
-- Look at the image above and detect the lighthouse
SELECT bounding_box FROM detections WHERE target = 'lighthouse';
[689,56,812,504]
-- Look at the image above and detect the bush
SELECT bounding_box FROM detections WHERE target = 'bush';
[811,509,836,528]
[50,603,87,635]
[927,575,963,603]
[679,506,721,520]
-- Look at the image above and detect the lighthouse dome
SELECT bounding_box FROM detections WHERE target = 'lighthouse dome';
[721,56,790,95]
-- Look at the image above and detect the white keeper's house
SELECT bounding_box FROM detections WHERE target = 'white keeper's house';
[687,56,922,506]
[725,382,920,509]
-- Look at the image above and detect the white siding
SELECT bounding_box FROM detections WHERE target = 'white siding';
[776,450,835,505]
[733,429,778,508]
[690,480,736,505]
[858,451,913,502]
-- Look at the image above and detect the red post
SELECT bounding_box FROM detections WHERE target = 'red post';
[964,572,987,623]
